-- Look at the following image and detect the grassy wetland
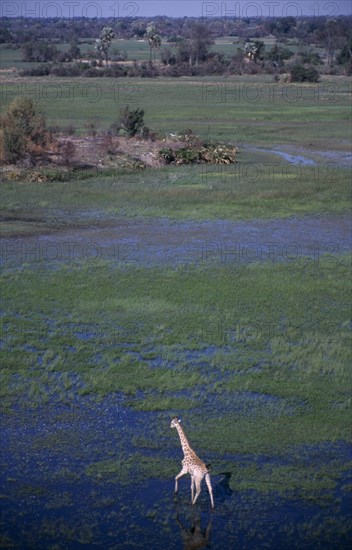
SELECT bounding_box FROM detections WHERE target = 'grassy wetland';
[1,65,352,547]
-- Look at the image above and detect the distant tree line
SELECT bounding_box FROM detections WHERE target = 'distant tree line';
[18,32,334,82]
[1,14,351,47]
[1,15,351,77]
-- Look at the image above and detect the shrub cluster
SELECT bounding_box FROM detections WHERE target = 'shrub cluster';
[1,98,237,172]
[0,97,49,164]
[108,106,150,138]
[289,64,320,82]
[159,142,237,165]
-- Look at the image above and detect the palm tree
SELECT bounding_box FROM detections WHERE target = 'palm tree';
[95,26,114,66]
[145,23,161,64]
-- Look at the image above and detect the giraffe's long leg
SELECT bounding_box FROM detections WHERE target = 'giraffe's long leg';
[192,477,202,505]
[174,468,187,494]
[191,476,195,503]
[205,472,215,508]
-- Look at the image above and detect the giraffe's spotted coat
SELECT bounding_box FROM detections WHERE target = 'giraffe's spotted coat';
[170,416,214,508]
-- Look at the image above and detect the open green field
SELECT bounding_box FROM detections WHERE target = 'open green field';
[1,75,350,146]
[1,159,350,238]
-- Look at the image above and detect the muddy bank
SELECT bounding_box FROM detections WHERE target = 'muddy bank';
[1,214,351,267]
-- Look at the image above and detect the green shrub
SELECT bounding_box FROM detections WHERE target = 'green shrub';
[200,144,237,164]
[159,142,237,165]
[0,97,48,164]
[175,147,200,164]
[117,105,146,137]
[159,147,176,163]
[290,64,320,82]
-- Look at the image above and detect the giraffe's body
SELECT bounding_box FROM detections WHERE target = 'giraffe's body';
[170,417,214,508]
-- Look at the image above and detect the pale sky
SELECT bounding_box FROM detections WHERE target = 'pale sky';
[1,0,351,19]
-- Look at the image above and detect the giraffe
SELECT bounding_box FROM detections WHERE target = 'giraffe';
[170,416,214,508]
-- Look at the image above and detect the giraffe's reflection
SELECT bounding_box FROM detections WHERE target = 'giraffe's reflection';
[174,471,234,548]
[176,508,213,550]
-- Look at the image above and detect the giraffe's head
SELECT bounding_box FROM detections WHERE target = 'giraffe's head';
[170,416,181,429]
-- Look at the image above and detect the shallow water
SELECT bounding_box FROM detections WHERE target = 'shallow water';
[244,145,317,166]
[243,144,352,167]
[1,402,351,549]
[1,214,351,268]
[1,201,351,546]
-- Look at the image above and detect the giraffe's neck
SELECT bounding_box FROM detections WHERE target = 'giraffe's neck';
[175,423,192,455]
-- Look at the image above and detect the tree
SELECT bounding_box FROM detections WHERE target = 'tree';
[0,97,48,164]
[290,64,320,83]
[244,41,265,63]
[336,38,352,65]
[299,49,323,66]
[22,41,58,62]
[95,27,114,66]
[68,41,81,60]
[188,23,213,67]
[265,44,294,65]
[277,16,296,35]
[325,19,339,65]
[145,23,162,64]
[160,46,176,65]
[109,105,146,138]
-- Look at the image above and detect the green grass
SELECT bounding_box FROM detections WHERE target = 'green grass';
[1,158,350,235]
[1,74,350,232]
[1,253,351,506]
[0,75,351,146]
[1,256,351,452]
[85,452,179,485]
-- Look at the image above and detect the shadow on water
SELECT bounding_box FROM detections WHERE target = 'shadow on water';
[214,472,234,502]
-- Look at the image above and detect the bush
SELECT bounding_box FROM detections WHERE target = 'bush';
[19,64,51,76]
[51,64,82,77]
[0,97,48,164]
[175,148,200,164]
[159,147,176,163]
[159,142,237,165]
[199,144,237,164]
[22,41,58,62]
[290,64,320,82]
[117,106,146,137]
